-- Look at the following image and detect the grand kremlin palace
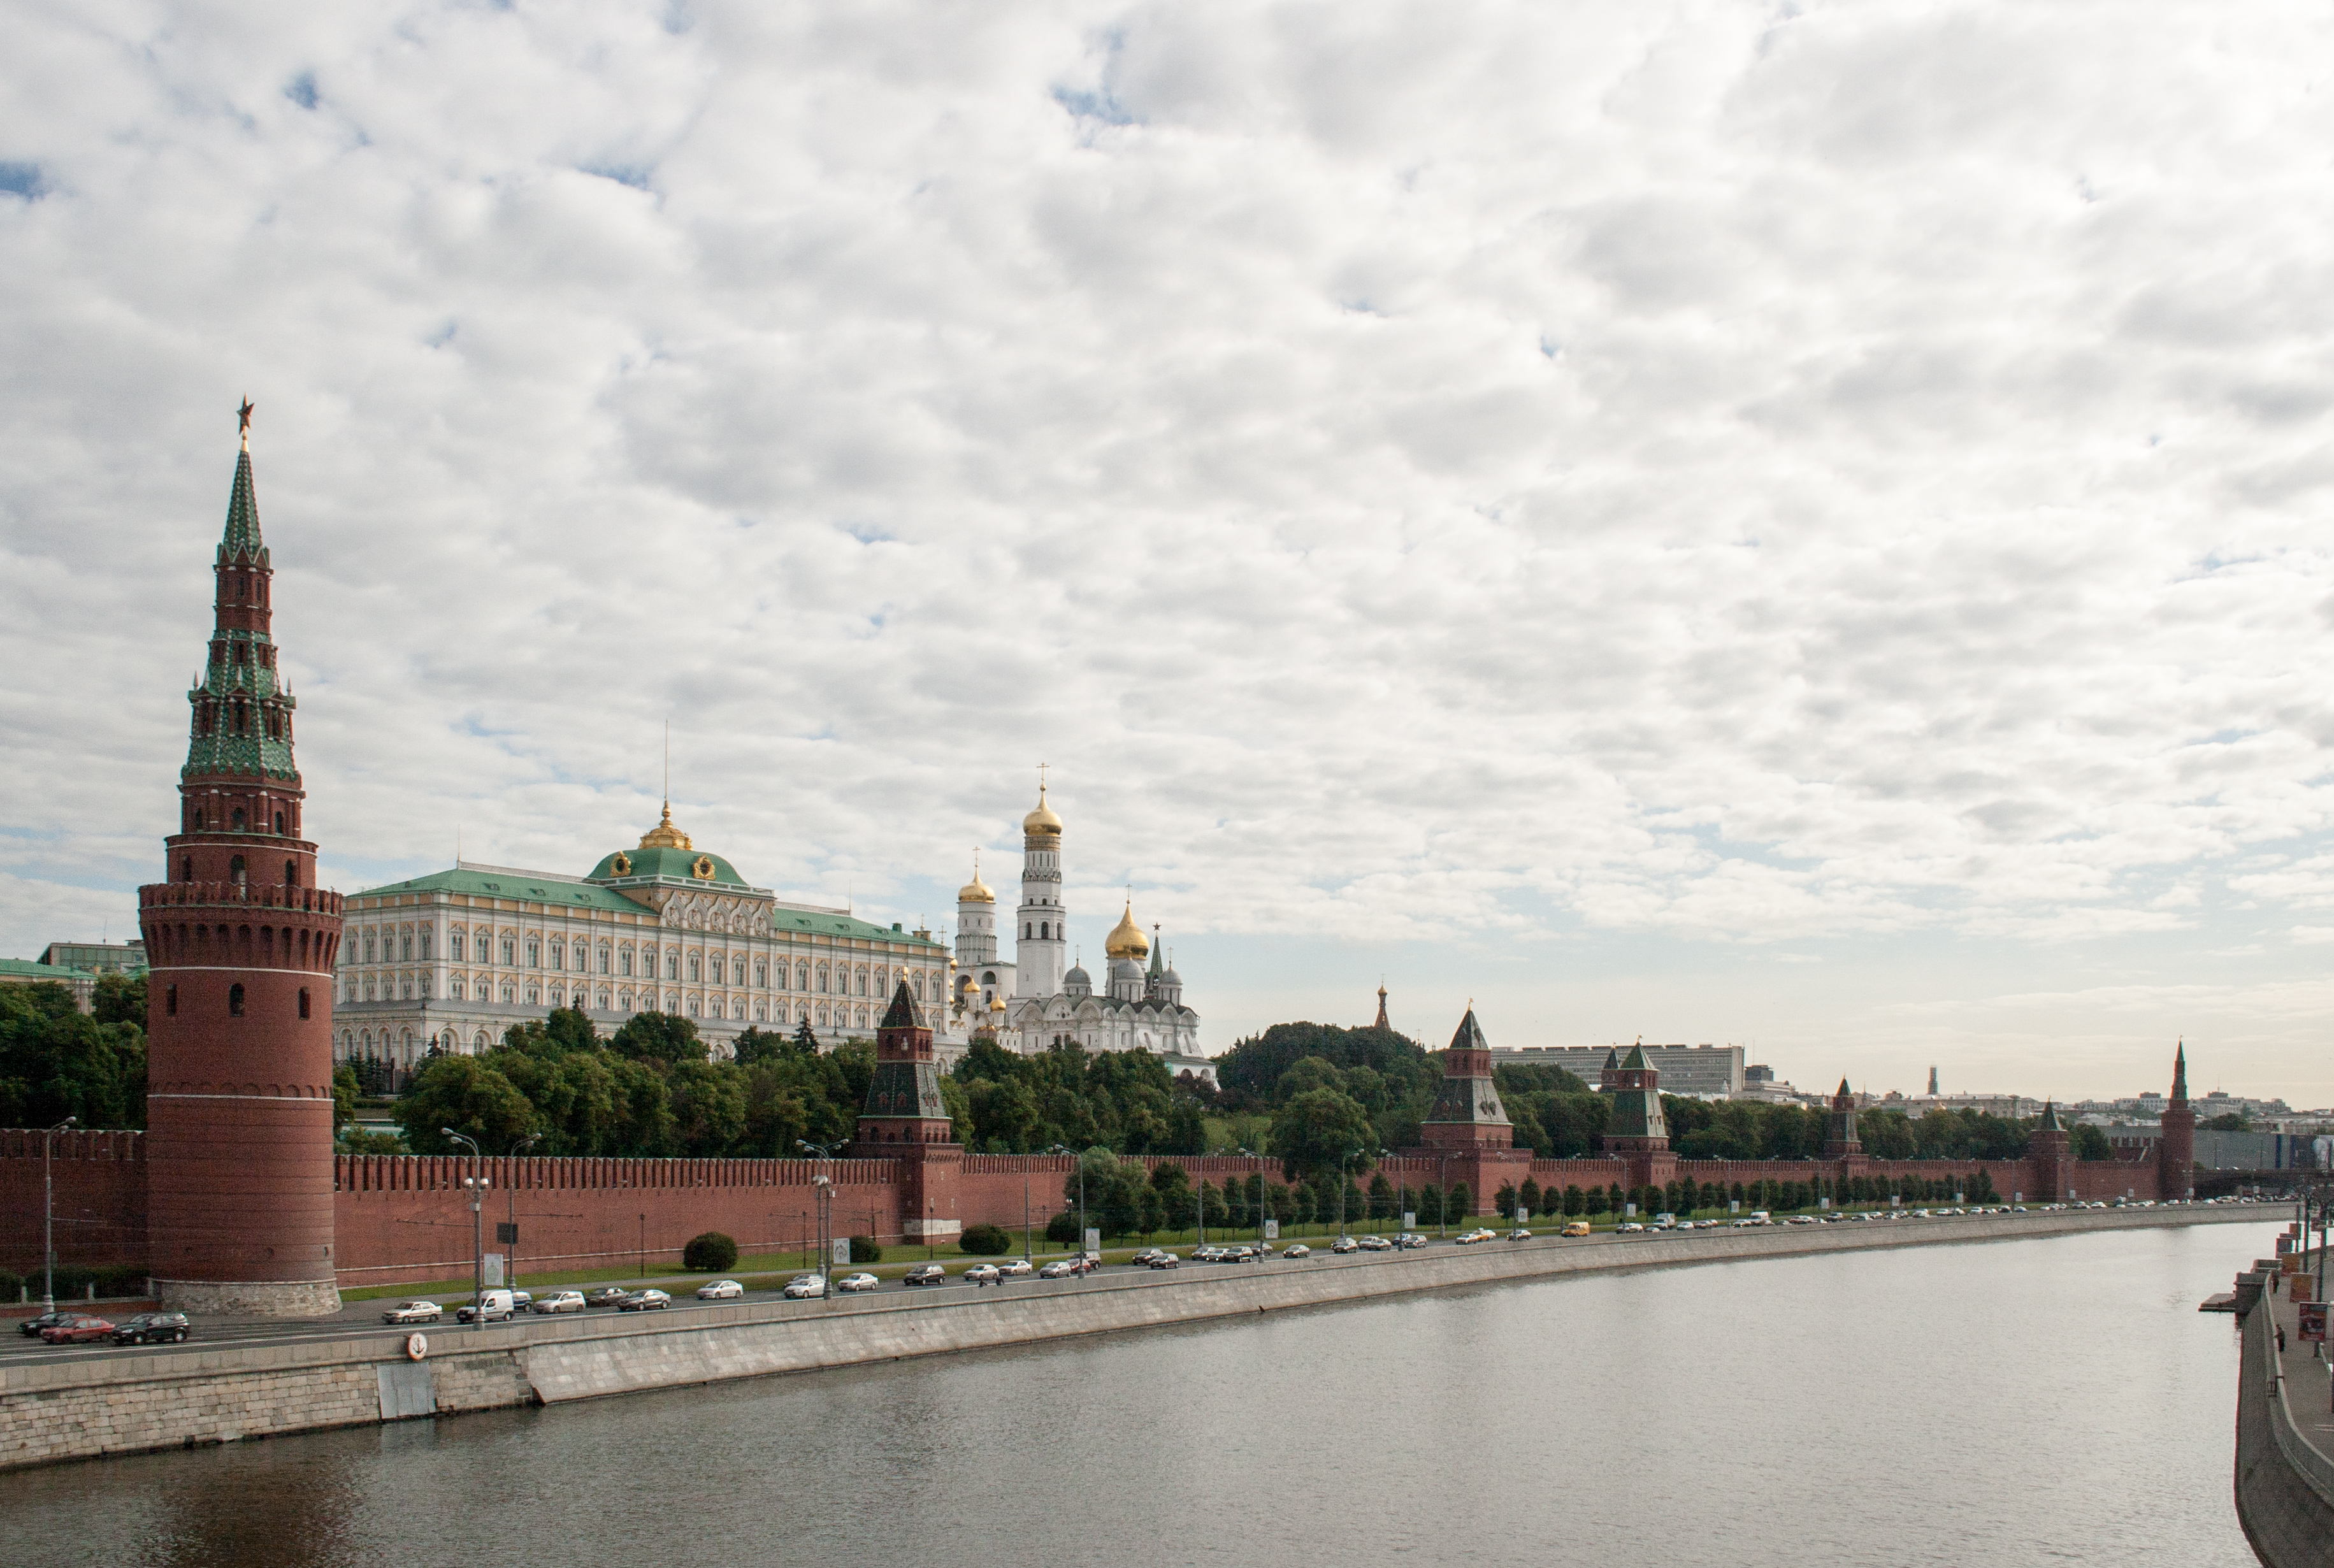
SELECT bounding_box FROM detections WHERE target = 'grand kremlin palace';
[333,804,950,1075]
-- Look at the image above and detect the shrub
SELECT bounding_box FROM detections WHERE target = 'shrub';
[0,1269,19,1302]
[849,1235,882,1264]
[682,1231,738,1272]
[1045,1211,1079,1244]
[958,1222,1012,1256]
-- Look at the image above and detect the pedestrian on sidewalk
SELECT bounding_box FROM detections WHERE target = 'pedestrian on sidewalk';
[2277,1325,2287,1353]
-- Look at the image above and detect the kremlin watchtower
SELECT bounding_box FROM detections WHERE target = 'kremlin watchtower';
[2159,1042,2196,1201]
[855,979,963,1247]
[138,409,345,1316]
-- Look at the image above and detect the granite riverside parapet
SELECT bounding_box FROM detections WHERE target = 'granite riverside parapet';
[0,1204,2267,1472]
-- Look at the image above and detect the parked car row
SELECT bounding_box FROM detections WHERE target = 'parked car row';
[15,1311,191,1346]
[384,1286,681,1325]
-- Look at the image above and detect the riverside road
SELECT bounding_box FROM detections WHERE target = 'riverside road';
[1,1201,2268,1371]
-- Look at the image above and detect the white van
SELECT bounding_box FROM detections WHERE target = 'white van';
[1749,1211,1771,1225]
[454,1289,516,1323]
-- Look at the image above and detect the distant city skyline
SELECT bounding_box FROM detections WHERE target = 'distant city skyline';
[8,6,2334,1106]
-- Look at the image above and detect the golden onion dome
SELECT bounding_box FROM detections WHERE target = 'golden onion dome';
[1023,784,1062,837]
[638,802,691,851]
[988,993,1007,1012]
[957,850,995,905]
[1105,900,1149,960]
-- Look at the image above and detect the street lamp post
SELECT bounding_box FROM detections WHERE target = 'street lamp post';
[1337,1149,1358,1242]
[41,1115,76,1312]
[1235,1147,1262,1248]
[799,1139,845,1294]
[443,1128,487,1327]
[507,1133,540,1293]
[1046,1146,1087,1264]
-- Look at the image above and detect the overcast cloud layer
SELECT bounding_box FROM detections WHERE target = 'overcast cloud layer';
[6,1,2333,1104]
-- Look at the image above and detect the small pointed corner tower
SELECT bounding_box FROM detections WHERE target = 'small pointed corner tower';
[854,979,966,1248]
[1372,984,1390,1032]
[2030,1097,2072,1203]
[2158,1040,2195,1201]
[1601,1042,1669,1153]
[856,981,951,1148]
[1420,1007,1513,1150]
[1823,1077,1862,1159]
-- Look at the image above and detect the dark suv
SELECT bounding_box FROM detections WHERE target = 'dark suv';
[113,1313,191,1346]
[903,1263,947,1286]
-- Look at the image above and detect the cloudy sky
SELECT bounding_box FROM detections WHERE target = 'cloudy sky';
[7,1,2334,1105]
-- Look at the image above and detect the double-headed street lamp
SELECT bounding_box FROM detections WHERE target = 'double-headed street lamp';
[1235,1147,1264,1248]
[1045,1145,1087,1262]
[507,1133,540,1293]
[442,1129,488,1326]
[799,1139,844,1288]
[41,1115,76,1312]
[1337,1148,1363,1242]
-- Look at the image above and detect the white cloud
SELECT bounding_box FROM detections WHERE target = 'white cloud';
[5,1,2334,1098]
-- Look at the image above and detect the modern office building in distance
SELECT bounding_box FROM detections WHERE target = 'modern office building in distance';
[1491,1041,1745,1098]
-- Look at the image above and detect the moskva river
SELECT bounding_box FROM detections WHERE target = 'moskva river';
[3,1221,2279,1567]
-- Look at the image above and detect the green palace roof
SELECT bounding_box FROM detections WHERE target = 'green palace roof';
[586,845,752,888]
[349,867,644,914]
[772,909,946,949]
[0,958,87,979]
[347,864,946,948]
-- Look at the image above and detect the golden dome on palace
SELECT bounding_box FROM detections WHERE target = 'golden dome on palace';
[957,851,995,904]
[638,802,691,850]
[1105,901,1149,960]
[1022,786,1062,837]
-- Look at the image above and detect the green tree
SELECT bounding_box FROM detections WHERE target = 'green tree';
[332,1061,359,1131]
[91,972,147,1029]
[399,1054,534,1153]
[610,1010,707,1065]
[0,981,147,1130]
[669,1060,748,1155]
[2071,1123,2113,1162]
[1271,1087,1376,1182]
[1519,1177,1542,1217]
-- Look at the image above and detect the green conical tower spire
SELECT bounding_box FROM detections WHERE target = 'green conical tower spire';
[184,408,297,782]
[218,400,268,565]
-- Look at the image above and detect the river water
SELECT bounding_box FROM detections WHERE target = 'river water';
[3,1221,2279,1567]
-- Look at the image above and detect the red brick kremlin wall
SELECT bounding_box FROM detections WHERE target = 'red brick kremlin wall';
[0,1137,2175,1288]
[0,1130,148,1280]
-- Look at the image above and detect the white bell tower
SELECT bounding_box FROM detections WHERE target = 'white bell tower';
[1014,774,1067,998]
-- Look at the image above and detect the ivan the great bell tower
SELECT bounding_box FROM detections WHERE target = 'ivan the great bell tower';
[138,408,345,1317]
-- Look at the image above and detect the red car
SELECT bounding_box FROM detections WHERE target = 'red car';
[40,1316,117,1344]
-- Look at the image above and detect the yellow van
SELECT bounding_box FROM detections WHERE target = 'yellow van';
[1562,1220,1591,1237]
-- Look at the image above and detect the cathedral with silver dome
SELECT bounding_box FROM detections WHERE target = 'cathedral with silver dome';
[947,783,1212,1083]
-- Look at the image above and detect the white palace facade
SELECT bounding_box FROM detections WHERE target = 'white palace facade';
[334,805,950,1078]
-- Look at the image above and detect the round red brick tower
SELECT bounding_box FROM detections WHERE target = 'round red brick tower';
[137,412,345,1317]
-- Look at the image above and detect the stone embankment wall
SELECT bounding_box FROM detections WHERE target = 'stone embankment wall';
[0,1205,2258,1473]
[2234,1270,2334,1568]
